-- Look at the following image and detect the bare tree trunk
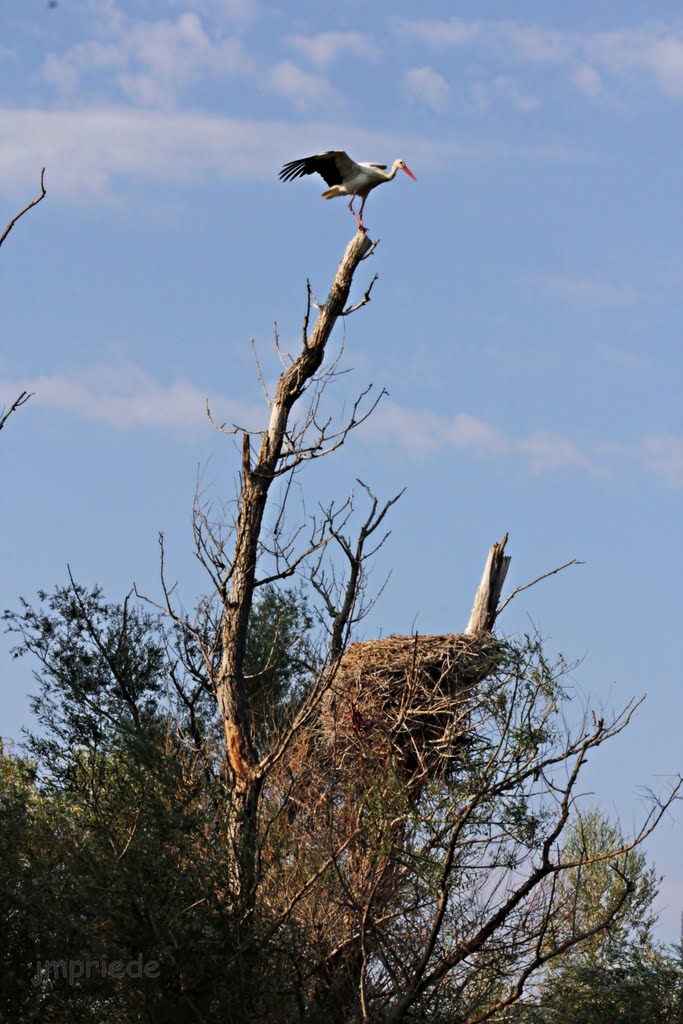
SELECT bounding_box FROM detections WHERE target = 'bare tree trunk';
[465,533,511,634]
[216,229,374,902]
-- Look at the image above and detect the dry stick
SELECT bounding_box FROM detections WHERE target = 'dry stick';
[0,167,47,249]
[496,558,584,618]
[0,391,33,433]
[0,170,47,433]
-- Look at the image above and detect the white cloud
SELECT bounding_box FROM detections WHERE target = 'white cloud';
[648,35,683,96]
[43,40,123,96]
[372,402,682,483]
[396,17,479,49]
[599,434,683,489]
[3,369,679,487]
[177,0,261,25]
[370,403,445,453]
[640,434,683,487]
[266,61,341,112]
[526,273,638,308]
[448,412,509,454]
[0,365,259,436]
[0,108,305,196]
[369,400,594,473]
[399,16,683,101]
[571,63,603,97]
[287,31,377,69]
[403,67,449,110]
[469,75,540,112]
[0,107,586,202]
[517,431,593,474]
[41,9,253,107]
[588,28,683,98]
[497,22,574,64]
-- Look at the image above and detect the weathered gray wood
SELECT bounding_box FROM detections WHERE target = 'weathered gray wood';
[465,533,511,634]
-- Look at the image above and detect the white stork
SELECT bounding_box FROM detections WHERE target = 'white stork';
[279,150,417,231]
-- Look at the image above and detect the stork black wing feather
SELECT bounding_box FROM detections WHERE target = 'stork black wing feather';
[279,152,345,187]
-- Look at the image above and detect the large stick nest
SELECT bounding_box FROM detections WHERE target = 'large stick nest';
[320,632,502,783]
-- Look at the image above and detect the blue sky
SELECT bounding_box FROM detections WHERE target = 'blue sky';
[1,0,682,938]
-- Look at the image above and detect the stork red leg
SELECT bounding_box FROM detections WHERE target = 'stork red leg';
[358,195,368,231]
[348,196,363,229]
[347,195,367,232]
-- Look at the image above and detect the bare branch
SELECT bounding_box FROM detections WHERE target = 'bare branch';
[342,272,379,316]
[250,338,272,410]
[0,167,46,249]
[497,557,584,618]
[0,390,33,434]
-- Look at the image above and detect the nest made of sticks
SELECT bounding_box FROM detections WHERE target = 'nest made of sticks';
[320,632,502,782]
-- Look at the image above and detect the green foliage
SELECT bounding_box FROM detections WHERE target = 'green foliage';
[243,582,317,746]
[0,580,322,1022]
[522,945,683,1024]
[4,585,165,780]
[513,810,678,1024]
[0,588,677,1023]
[558,809,659,954]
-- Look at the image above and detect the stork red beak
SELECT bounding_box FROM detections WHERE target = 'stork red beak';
[402,164,417,181]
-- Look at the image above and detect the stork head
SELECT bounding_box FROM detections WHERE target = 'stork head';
[396,159,417,181]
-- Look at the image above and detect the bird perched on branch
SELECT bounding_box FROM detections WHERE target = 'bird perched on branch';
[279,150,417,232]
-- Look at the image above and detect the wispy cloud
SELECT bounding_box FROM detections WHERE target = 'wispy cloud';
[42,8,253,107]
[587,27,683,98]
[397,17,683,102]
[396,17,479,49]
[525,273,638,308]
[372,402,682,486]
[600,434,683,489]
[178,0,262,26]
[287,31,377,69]
[496,22,574,64]
[468,75,540,112]
[402,67,450,110]
[266,61,342,112]
[0,365,260,436]
[571,63,603,97]
[640,434,683,488]
[3,368,680,487]
[0,107,584,200]
[369,400,595,474]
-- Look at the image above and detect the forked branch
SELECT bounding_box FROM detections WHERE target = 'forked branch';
[0,390,33,435]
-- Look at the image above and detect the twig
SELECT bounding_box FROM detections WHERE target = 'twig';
[1,168,47,249]
[496,559,584,617]
[341,273,379,316]
[361,238,380,260]
[251,338,272,409]
[0,390,33,433]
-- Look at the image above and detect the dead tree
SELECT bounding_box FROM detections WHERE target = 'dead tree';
[151,225,678,1023]
[172,225,522,923]
[153,227,396,908]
